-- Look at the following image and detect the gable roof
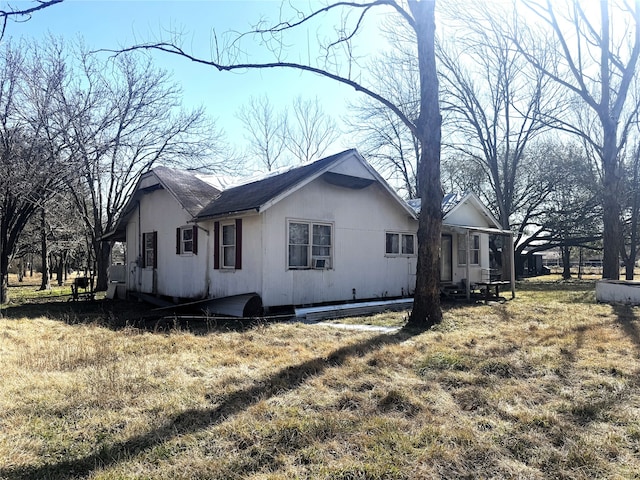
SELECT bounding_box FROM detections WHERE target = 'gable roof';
[407,192,505,231]
[102,166,220,241]
[152,166,220,217]
[443,191,503,229]
[105,149,418,242]
[195,149,416,220]
[407,193,462,217]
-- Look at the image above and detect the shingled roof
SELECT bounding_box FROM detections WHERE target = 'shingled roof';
[152,166,220,217]
[406,193,463,217]
[102,166,221,242]
[196,149,356,220]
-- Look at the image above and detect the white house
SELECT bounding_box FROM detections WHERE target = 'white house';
[107,149,513,314]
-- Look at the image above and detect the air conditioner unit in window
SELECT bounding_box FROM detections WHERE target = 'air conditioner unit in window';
[312,257,330,269]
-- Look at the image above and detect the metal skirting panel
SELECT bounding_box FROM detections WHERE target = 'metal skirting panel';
[295,298,413,323]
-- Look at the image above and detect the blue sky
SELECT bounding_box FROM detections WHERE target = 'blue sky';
[10,0,387,152]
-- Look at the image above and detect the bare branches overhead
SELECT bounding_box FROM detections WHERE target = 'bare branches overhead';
[0,0,63,42]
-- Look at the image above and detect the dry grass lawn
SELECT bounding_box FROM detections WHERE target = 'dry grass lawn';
[1,276,639,479]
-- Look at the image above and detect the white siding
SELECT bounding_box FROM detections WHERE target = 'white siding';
[448,231,491,285]
[327,158,376,179]
[125,188,209,298]
[205,214,264,299]
[259,177,417,307]
[446,201,493,228]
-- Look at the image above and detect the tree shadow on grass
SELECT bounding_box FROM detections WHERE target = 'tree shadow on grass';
[612,304,640,351]
[0,328,418,480]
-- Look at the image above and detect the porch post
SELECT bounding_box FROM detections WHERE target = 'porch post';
[508,231,516,299]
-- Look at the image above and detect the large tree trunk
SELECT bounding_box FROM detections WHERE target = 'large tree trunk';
[407,0,442,328]
[625,150,640,280]
[39,208,50,291]
[94,239,111,291]
[1,209,8,303]
[602,124,621,280]
[56,254,64,286]
[561,244,572,280]
[0,252,8,304]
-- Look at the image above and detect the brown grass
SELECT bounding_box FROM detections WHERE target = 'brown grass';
[1,278,640,479]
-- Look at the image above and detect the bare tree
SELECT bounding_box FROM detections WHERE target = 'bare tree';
[59,49,230,291]
[122,0,443,328]
[238,94,339,172]
[439,1,561,235]
[517,141,601,266]
[286,96,340,164]
[237,95,287,172]
[347,42,420,199]
[516,0,640,279]
[621,138,640,279]
[0,42,69,303]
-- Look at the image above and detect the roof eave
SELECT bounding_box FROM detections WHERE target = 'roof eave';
[195,207,260,222]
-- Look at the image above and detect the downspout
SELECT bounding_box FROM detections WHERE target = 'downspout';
[466,230,471,300]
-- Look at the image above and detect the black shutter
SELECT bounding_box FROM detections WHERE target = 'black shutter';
[235,218,242,270]
[192,226,198,255]
[142,233,147,267]
[176,228,181,255]
[152,232,158,268]
[213,221,220,269]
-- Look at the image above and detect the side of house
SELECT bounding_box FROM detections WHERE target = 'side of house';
[113,166,220,301]
[108,149,512,312]
[198,150,418,308]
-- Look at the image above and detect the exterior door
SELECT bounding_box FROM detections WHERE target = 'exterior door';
[441,234,453,282]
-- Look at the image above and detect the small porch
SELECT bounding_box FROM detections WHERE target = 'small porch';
[440,225,516,302]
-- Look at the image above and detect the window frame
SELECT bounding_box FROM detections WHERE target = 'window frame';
[143,231,157,268]
[180,226,194,254]
[176,225,198,256]
[213,219,242,270]
[457,233,480,266]
[287,219,333,270]
[221,222,236,269]
[385,231,416,256]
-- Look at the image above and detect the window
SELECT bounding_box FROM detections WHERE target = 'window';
[182,227,193,253]
[176,226,198,255]
[289,222,309,268]
[222,224,236,268]
[402,234,415,255]
[143,232,157,268]
[386,232,415,255]
[214,219,242,270]
[458,233,480,265]
[288,220,332,269]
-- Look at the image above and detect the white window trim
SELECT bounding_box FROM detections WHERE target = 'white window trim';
[221,222,236,269]
[385,231,416,257]
[287,219,333,270]
[143,232,156,268]
[179,226,194,255]
[457,233,480,266]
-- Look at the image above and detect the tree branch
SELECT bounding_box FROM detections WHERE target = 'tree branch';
[113,42,419,138]
[0,0,63,41]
